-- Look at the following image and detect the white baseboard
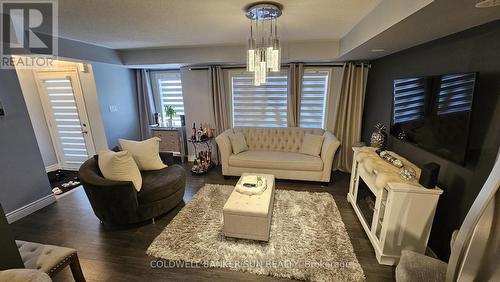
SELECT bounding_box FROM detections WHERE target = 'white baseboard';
[45,163,60,172]
[6,194,56,223]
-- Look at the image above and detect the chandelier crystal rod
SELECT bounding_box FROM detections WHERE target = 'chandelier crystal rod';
[245,3,282,86]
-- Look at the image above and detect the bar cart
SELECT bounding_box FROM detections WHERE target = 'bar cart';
[188,137,215,174]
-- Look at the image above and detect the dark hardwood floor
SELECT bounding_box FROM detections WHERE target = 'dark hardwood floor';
[11,163,394,282]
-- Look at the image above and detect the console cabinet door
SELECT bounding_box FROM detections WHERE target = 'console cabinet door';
[349,161,359,201]
[152,130,181,153]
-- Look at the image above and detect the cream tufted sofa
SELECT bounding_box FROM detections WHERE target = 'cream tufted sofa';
[216,127,340,183]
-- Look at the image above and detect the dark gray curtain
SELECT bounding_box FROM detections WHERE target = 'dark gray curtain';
[287,63,304,127]
[208,66,230,135]
[136,69,156,140]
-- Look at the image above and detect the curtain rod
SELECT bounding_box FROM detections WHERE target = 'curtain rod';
[189,63,370,71]
[189,65,242,71]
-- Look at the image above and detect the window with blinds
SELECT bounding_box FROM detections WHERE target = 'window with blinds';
[437,73,475,115]
[151,71,184,126]
[230,70,289,127]
[393,78,426,124]
[299,69,330,128]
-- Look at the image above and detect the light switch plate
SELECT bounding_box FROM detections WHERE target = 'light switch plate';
[108,105,118,112]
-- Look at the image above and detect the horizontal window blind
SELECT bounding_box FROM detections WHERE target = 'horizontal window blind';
[437,73,475,115]
[151,71,184,125]
[393,78,426,124]
[40,77,88,166]
[231,70,288,127]
[300,69,329,128]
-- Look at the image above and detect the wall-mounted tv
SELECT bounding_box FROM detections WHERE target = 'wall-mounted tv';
[390,72,477,165]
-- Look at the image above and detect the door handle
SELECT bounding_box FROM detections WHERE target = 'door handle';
[82,131,88,134]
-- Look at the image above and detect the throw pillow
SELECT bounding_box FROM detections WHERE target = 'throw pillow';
[119,137,167,171]
[228,132,249,154]
[299,134,325,157]
[98,150,142,191]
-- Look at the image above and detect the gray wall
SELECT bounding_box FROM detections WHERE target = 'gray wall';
[0,69,53,214]
[120,40,339,66]
[27,34,123,65]
[180,68,215,158]
[16,69,59,168]
[0,35,132,220]
[362,20,500,260]
[58,37,122,64]
[92,63,140,148]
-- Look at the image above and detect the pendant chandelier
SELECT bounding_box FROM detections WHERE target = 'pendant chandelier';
[245,2,282,86]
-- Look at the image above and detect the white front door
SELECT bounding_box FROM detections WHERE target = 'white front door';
[34,70,95,170]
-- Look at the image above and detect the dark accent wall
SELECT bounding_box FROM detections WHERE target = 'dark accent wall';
[92,63,140,148]
[362,20,500,260]
[0,69,53,214]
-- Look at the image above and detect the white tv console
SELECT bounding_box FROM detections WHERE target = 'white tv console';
[347,147,443,265]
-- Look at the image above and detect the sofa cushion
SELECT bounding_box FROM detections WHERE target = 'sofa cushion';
[137,164,186,204]
[98,150,142,191]
[233,127,325,153]
[300,133,325,157]
[229,150,323,171]
[0,269,51,282]
[228,132,248,154]
[119,137,167,171]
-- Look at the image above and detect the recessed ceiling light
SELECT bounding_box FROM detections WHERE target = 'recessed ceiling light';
[371,48,385,52]
[475,0,500,8]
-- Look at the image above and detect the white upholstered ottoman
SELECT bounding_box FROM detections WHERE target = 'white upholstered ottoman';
[223,173,275,241]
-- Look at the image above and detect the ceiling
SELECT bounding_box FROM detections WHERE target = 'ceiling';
[58,0,382,49]
[339,0,500,61]
[56,0,500,64]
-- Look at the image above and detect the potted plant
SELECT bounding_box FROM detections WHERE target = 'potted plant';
[164,105,176,127]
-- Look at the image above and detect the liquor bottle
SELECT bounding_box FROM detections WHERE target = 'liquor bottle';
[191,123,196,141]
[197,123,203,141]
[193,158,198,171]
[154,113,160,126]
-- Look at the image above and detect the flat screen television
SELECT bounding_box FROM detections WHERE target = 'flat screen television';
[390,72,477,165]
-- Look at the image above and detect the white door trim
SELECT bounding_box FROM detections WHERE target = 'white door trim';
[33,70,96,170]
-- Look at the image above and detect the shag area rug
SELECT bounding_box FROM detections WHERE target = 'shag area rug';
[147,184,365,281]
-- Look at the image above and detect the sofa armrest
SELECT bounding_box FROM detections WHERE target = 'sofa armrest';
[78,159,139,224]
[320,131,341,181]
[215,128,233,175]
[80,180,139,224]
[395,250,447,282]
